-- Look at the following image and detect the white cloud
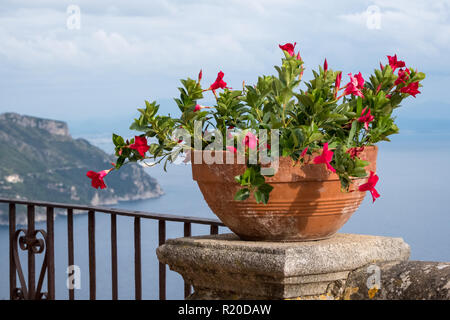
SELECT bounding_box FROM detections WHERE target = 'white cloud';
[0,0,448,120]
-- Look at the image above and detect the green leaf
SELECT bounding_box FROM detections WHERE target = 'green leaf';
[347,121,357,147]
[234,188,250,201]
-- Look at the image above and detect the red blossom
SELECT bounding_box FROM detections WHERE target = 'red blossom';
[358,107,375,130]
[324,58,328,73]
[334,72,342,98]
[380,62,384,70]
[279,42,297,56]
[129,136,150,157]
[400,81,421,98]
[394,68,410,86]
[354,72,365,88]
[387,54,405,72]
[313,143,336,173]
[358,171,380,202]
[86,169,112,189]
[343,73,364,98]
[209,71,229,92]
[376,83,382,93]
[198,69,202,83]
[300,147,308,158]
[194,104,211,112]
[346,146,365,159]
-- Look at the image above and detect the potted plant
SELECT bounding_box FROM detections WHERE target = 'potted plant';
[87,42,425,241]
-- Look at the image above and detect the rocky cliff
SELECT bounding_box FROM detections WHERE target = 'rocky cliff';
[0,113,163,214]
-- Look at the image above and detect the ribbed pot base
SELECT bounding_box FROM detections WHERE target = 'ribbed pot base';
[192,146,378,241]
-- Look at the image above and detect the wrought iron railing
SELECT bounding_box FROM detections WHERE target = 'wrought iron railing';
[0,197,225,300]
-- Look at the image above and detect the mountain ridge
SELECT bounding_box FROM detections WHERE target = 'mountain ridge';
[0,112,163,222]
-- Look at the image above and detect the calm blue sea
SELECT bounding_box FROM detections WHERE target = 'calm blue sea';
[1,132,449,299]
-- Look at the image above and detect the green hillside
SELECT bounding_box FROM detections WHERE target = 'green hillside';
[0,113,163,206]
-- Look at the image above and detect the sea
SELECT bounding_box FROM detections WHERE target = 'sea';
[0,126,449,299]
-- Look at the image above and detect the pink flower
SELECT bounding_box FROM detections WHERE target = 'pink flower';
[296,52,302,61]
[358,107,375,130]
[387,54,405,72]
[323,58,328,73]
[380,62,384,70]
[226,146,237,153]
[209,71,229,92]
[343,73,364,98]
[313,143,336,173]
[198,69,202,83]
[355,72,365,88]
[194,104,211,112]
[129,136,150,157]
[86,169,112,189]
[358,171,380,202]
[279,42,297,56]
[242,132,258,150]
[400,81,421,98]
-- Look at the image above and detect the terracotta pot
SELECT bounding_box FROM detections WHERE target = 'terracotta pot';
[191,146,378,241]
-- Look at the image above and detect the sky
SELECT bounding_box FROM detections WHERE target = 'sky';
[0,0,449,136]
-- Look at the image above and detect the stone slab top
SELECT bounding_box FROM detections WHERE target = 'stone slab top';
[157,233,411,277]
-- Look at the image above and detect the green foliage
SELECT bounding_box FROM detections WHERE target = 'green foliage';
[111,47,425,204]
[234,165,274,204]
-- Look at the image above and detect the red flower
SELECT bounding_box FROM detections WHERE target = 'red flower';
[279,42,297,56]
[300,147,308,158]
[323,58,328,73]
[313,143,336,173]
[209,71,229,92]
[394,68,410,86]
[346,146,365,159]
[387,54,405,72]
[358,107,375,130]
[86,169,112,189]
[355,72,365,88]
[358,171,380,202]
[198,69,202,83]
[129,136,150,157]
[194,104,211,112]
[376,83,382,93]
[380,62,384,70]
[334,72,342,97]
[400,81,421,97]
[343,73,364,98]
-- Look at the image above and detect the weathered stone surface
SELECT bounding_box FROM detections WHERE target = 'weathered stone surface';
[343,261,450,300]
[156,233,410,299]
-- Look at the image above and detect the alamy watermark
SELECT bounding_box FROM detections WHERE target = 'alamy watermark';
[168,122,280,175]
[66,5,81,30]
[366,5,381,30]
[67,265,81,290]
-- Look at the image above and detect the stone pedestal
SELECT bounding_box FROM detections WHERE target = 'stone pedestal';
[156,233,410,300]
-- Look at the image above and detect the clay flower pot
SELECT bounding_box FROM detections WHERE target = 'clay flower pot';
[191,146,378,241]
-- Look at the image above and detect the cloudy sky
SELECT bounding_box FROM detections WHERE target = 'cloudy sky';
[0,0,449,134]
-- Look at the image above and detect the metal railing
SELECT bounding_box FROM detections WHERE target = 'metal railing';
[0,197,225,300]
